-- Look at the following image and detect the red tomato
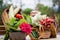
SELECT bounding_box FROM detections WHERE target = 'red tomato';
[15,14,23,19]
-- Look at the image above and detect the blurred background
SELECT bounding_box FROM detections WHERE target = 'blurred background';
[0,0,60,31]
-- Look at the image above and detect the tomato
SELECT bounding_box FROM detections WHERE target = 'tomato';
[15,14,23,19]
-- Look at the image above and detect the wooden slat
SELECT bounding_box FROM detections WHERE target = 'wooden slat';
[0,26,5,30]
[0,30,6,35]
[0,26,6,35]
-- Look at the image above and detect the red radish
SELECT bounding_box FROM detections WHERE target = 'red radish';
[15,14,23,19]
[46,19,51,23]
[42,21,45,25]
[40,20,44,24]
[40,17,54,28]
[46,17,49,20]
[47,25,51,28]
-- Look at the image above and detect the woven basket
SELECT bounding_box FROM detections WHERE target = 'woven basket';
[29,27,51,40]
[29,24,57,40]
[39,24,57,38]
[38,27,51,39]
[2,9,26,40]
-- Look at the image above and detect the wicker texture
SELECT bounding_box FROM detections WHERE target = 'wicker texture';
[29,24,57,40]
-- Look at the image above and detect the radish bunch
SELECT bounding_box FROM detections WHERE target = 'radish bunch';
[40,17,54,28]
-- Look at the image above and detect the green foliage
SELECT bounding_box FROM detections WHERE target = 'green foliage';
[6,13,32,30]
[23,14,32,24]
[6,18,18,28]
[36,4,55,16]
[14,19,26,28]
[23,8,32,15]
[6,18,26,29]
[32,30,39,38]
[4,31,9,40]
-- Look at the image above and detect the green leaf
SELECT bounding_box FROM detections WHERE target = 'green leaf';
[6,18,16,26]
[32,30,39,38]
[14,19,26,28]
[9,18,16,24]
[26,15,32,24]
[6,17,17,28]
[4,31,9,40]
[23,14,32,24]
